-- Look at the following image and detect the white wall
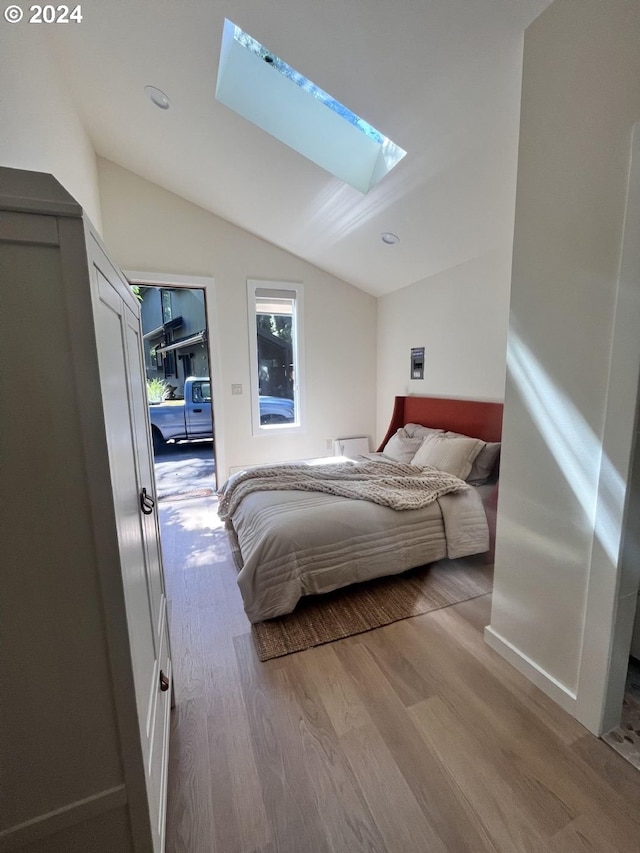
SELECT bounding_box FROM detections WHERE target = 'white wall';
[0,27,102,230]
[375,40,524,440]
[487,0,640,731]
[97,159,377,482]
[376,249,512,437]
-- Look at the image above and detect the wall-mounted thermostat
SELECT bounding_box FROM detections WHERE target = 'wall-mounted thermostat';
[410,347,425,380]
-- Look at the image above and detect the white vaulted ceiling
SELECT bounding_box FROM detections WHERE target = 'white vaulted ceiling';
[44,0,551,296]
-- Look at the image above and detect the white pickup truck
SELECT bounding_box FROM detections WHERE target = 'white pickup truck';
[148,377,294,452]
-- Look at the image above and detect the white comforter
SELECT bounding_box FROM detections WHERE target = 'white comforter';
[220,458,489,623]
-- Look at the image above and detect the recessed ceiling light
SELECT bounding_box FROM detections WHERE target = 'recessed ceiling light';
[144,85,171,110]
[381,232,399,245]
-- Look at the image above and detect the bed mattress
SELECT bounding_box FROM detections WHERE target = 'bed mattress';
[226,475,488,623]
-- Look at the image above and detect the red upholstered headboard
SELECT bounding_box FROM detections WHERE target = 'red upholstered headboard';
[377,395,503,450]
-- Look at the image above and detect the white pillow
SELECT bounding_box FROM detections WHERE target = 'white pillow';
[403,423,444,439]
[442,431,501,484]
[468,442,501,484]
[410,432,484,480]
[382,428,425,464]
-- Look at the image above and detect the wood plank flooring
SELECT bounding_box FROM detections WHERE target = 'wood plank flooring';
[161,498,640,853]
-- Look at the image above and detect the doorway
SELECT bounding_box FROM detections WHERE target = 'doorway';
[126,272,222,584]
[585,124,640,761]
[127,272,219,485]
[602,384,640,770]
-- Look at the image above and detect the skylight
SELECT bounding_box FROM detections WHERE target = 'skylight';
[215,20,406,193]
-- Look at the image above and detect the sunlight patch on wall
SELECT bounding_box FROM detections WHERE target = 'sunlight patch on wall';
[215,19,406,193]
[507,329,624,565]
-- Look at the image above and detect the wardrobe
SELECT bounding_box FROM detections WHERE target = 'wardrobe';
[0,167,172,852]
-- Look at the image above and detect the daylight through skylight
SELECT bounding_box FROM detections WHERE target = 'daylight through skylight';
[215,20,406,193]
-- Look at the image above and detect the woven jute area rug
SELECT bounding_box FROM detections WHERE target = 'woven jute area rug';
[249,558,493,662]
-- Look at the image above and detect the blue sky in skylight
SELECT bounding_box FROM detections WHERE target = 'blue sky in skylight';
[217,20,406,191]
[232,25,388,146]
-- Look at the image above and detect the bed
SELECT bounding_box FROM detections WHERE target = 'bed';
[219,395,503,623]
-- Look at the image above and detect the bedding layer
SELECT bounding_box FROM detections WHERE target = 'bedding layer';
[223,460,489,623]
[219,459,467,518]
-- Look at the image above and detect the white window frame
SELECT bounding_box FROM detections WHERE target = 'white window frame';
[247,279,305,436]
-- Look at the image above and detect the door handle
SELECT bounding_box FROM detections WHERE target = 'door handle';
[160,670,170,692]
[140,488,155,515]
[193,408,202,413]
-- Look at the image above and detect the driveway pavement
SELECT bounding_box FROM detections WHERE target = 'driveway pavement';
[153,443,225,588]
[153,441,217,500]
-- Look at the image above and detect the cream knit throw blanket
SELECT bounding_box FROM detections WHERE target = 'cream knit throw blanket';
[218,460,467,521]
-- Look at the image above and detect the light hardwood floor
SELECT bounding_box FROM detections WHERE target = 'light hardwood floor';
[162,498,640,853]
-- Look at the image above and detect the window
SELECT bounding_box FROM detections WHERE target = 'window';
[161,289,172,324]
[180,352,194,378]
[247,280,303,434]
[216,20,406,193]
[192,380,211,403]
[163,351,175,378]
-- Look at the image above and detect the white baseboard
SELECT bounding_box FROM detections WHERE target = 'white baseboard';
[484,625,577,716]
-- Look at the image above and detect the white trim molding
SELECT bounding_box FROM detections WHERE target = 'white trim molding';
[575,123,640,735]
[246,278,305,438]
[124,271,216,290]
[484,626,578,716]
